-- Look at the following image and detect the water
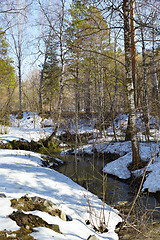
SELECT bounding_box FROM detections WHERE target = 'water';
[56,153,160,222]
[57,154,133,204]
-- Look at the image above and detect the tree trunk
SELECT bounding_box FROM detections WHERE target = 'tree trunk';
[47,0,65,141]
[18,59,22,116]
[152,26,159,102]
[111,30,118,142]
[123,0,140,167]
[100,42,106,138]
[75,57,80,113]
[39,52,48,114]
[141,27,150,139]
[130,0,136,107]
[85,72,91,115]
[151,21,160,121]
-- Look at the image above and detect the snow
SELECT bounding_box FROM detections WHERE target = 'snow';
[0,111,160,239]
[0,113,122,239]
[69,134,160,194]
[103,141,160,193]
[0,112,53,142]
[103,152,132,179]
[6,112,159,194]
[0,149,121,239]
[142,162,160,192]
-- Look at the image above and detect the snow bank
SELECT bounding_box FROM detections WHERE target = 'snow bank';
[103,142,160,193]
[0,149,121,240]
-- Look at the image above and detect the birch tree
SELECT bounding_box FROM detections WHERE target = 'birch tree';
[38,0,66,140]
[130,0,136,106]
[136,1,150,138]
[151,8,159,109]
[123,0,140,167]
[5,0,31,116]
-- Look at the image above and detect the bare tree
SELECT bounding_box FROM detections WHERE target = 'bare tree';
[123,0,140,167]
[151,15,159,105]
[37,0,66,140]
[38,31,53,114]
[130,0,136,106]
[136,1,150,139]
[5,0,31,116]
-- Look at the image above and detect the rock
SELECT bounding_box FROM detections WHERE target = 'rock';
[117,201,129,207]
[85,219,90,225]
[31,195,57,210]
[5,232,17,238]
[87,235,99,240]
[0,229,34,239]
[115,221,123,232]
[10,194,72,221]
[9,210,61,233]
[0,193,6,198]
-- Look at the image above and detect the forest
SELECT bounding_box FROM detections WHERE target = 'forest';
[0,0,160,240]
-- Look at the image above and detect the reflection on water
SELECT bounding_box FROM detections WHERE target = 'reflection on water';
[57,154,133,204]
[56,154,160,222]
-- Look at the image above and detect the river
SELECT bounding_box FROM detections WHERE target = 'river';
[44,152,160,238]
[57,154,160,219]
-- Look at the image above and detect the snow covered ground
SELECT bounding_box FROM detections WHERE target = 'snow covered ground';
[0,113,123,239]
[0,149,121,240]
[103,141,160,193]
[0,112,160,239]
[73,141,160,194]
[2,112,54,142]
[1,112,160,194]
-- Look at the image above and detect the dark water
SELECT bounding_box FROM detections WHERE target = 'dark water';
[50,153,160,239]
[56,153,160,221]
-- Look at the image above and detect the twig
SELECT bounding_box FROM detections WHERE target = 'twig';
[124,221,148,238]
[119,147,158,231]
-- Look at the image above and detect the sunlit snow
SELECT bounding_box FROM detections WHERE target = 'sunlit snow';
[0,112,160,239]
[0,113,122,240]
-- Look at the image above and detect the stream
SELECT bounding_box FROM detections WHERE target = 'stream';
[57,154,132,204]
[55,153,160,226]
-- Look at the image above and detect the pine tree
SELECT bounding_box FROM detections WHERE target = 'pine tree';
[42,44,60,113]
[68,0,111,125]
[0,28,15,115]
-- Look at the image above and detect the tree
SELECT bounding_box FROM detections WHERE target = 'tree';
[136,0,150,139]
[42,43,60,113]
[38,31,52,114]
[151,2,159,113]
[22,69,39,112]
[5,0,31,116]
[67,0,85,114]
[38,0,67,140]
[123,0,140,167]
[35,9,54,114]
[0,28,16,115]
[130,0,136,106]
[68,0,111,129]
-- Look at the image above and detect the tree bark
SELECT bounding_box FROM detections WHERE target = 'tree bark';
[130,0,136,107]
[123,0,140,167]
[75,53,80,113]
[152,25,159,102]
[39,52,48,114]
[111,30,118,142]
[141,27,150,139]
[47,0,65,141]
[18,58,22,116]
[85,72,91,115]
